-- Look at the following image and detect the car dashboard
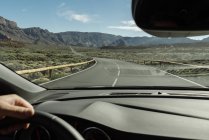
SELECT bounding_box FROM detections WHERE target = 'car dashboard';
[2,89,209,140]
[34,89,209,140]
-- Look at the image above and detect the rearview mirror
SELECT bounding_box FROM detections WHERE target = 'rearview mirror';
[132,0,209,37]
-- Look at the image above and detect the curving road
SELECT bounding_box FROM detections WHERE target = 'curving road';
[43,58,207,89]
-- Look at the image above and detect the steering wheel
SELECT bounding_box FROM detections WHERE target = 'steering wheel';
[0,111,84,140]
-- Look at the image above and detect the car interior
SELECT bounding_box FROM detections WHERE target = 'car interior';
[1,0,209,140]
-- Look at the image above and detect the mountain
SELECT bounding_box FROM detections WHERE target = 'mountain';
[0,16,32,43]
[117,37,197,46]
[56,32,122,47]
[0,16,205,47]
[23,27,63,45]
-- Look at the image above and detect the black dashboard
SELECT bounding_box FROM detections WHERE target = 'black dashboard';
[34,89,209,140]
[3,89,209,140]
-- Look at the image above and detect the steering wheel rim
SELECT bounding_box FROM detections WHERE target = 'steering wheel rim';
[13,111,85,140]
[32,111,84,140]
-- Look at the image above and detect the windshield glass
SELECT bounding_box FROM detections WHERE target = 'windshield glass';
[0,0,209,89]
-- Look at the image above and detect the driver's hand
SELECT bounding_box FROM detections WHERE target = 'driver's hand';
[0,94,34,135]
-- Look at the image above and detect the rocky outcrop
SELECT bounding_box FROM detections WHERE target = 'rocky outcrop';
[7,21,17,29]
[0,17,6,26]
[0,33,9,40]
[0,16,17,28]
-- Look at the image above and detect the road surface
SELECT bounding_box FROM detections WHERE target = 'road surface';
[43,58,207,89]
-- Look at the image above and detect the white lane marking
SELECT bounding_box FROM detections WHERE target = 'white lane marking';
[118,70,120,76]
[116,63,120,76]
[166,71,208,88]
[112,78,118,87]
[40,60,98,86]
[112,63,120,87]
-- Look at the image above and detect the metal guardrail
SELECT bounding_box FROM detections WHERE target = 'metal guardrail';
[145,60,209,68]
[146,60,209,77]
[16,59,95,75]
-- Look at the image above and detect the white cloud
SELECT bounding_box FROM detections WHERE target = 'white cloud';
[57,10,91,23]
[189,35,209,40]
[108,20,142,32]
[121,20,136,26]
[71,14,90,23]
[57,3,91,23]
[108,26,141,32]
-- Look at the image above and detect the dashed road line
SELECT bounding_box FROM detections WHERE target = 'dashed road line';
[118,70,120,76]
[112,78,118,87]
[112,63,121,87]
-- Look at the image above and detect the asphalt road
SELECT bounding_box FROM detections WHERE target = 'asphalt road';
[43,58,207,89]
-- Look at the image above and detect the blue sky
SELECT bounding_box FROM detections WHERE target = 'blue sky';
[0,0,151,37]
[0,0,209,39]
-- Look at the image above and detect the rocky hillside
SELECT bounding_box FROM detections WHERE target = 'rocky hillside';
[0,16,32,43]
[0,16,202,47]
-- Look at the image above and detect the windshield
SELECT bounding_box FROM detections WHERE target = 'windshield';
[0,0,209,89]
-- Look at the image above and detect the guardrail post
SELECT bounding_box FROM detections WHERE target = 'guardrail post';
[42,71,47,76]
[81,64,85,69]
[49,69,52,78]
[87,62,89,67]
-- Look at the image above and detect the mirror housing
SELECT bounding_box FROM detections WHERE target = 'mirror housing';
[132,0,209,37]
